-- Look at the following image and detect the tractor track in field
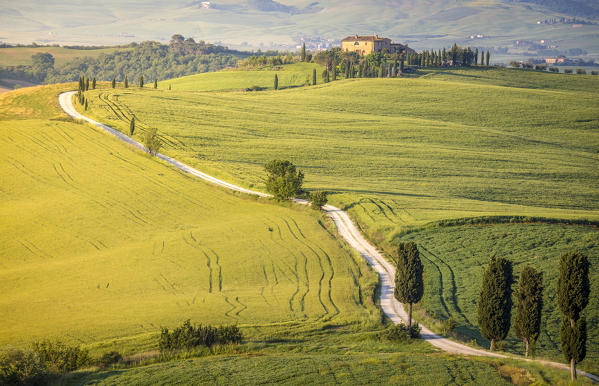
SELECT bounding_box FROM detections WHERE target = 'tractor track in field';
[59,91,599,383]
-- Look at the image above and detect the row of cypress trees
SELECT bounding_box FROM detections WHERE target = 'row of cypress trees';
[406,46,490,67]
[394,242,590,381]
[107,76,159,89]
[477,251,590,380]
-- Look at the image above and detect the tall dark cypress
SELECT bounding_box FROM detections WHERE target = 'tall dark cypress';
[486,51,490,66]
[85,78,89,91]
[92,77,96,89]
[111,78,116,88]
[139,75,144,88]
[557,251,590,380]
[312,68,316,85]
[475,48,479,66]
[477,256,513,351]
[124,76,128,88]
[274,74,278,90]
[514,266,544,357]
[301,42,306,62]
[394,242,424,331]
[129,117,135,136]
[154,79,158,89]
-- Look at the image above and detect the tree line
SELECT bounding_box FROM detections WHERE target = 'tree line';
[392,241,589,381]
[0,35,248,85]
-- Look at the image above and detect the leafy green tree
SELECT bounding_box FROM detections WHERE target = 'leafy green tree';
[264,160,304,201]
[514,266,543,357]
[486,51,490,66]
[92,77,96,89]
[154,79,158,89]
[310,191,327,210]
[139,75,144,88]
[124,76,128,88]
[111,78,116,88]
[477,256,513,351]
[557,251,590,380]
[274,74,278,90]
[144,127,162,156]
[129,117,135,136]
[312,68,316,85]
[394,242,424,331]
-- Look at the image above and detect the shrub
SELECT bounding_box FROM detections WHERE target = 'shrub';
[522,63,533,69]
[534,64,546,71]
[381,322,421,341]
[564,68,573,74]
[159,320,242,351]
[32,341,90,374]
[509,61,520,68]
[549,67,559,73]
[441,317,458,335]
[144,127,162,156]
[245,85,265,92]
[98,351,122,368]
[592,71,598,75]
[0,349,47,385]
[310,191,328,210]
[576,68,586,75]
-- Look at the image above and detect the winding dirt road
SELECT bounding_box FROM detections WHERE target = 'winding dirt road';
[59,91,598,382]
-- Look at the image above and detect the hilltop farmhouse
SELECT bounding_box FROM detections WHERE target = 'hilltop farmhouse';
[341,35,414,56]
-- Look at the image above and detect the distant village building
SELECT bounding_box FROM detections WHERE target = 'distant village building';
[341,35,413,56]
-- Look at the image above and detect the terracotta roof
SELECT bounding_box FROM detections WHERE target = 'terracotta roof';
[342,35,389,42]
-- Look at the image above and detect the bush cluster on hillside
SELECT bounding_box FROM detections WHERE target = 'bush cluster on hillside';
[159,320,243,351]
[0,341,90,385]
[381,323,421,342]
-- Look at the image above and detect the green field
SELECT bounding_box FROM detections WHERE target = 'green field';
[400,223,599,371]
[0,46,122,67]
[81,66,599,240]
[1,84,585,385]
[76,65,599,374]
[161,63,325,92]
[0,84,378,351]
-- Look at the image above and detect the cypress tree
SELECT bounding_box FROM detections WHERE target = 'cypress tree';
[475,48,479,66]
[312,68,317,85]
[168,84,171,90]
[274,74,278,90]
[332,65,337,81]
[154,79,158,89]
[379,63,384,78]
[301,42,306,62]
[129,117,135,136]
[514,266,544,357]
[124,76,128,88]
[111,78,116,88]
[139,75,144,88]
[394,242,424,331]
[486,51,490,66]
[400,58,405,73]
[84,99,88,111]
[557,251,590,380]
[85,78,89,91]
[78,76,83,92]
[477,256,513,351]
[358,64,363,78]
[92,77,96,89]
[481,51,485,66]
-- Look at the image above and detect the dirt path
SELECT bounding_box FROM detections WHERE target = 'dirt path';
[59,91,598,382]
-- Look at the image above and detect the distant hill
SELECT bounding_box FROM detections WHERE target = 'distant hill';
[1,1,598,58]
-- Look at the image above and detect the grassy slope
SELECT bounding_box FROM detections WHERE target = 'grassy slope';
[0,84,376,352]
[400,223,599,372]
[83,67,599,237]
[79,66,599,372]
[161,63,325,92]
[1,85,582,386]
[0,46,122,67]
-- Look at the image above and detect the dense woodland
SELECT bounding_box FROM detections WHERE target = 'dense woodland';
[0,35,249,84]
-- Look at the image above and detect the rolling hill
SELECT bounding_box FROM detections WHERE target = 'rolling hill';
[1,1,598,60]
[77,64,599,372]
